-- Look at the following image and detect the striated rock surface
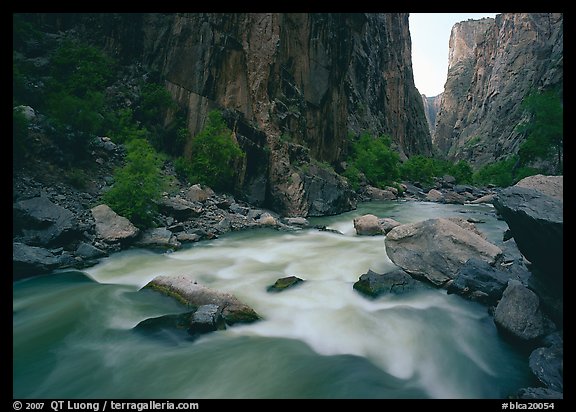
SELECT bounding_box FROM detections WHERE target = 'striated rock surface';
[433,13,563,169]
[421,93,442,135]
[40,12,432,216]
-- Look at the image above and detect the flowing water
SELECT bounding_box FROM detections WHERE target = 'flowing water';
[13,200,533,399]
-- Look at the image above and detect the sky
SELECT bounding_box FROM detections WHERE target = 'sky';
[409,13,499,97]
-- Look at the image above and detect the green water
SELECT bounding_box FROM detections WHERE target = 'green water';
[13,200,533,399]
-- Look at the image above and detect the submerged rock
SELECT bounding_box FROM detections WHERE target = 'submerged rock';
[267,276,305,293]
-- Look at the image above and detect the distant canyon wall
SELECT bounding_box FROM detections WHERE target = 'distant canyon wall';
[433,13,563,168]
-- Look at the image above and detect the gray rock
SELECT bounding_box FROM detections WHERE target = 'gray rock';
[157,197,202,220]
[516,387,563,399]
[493,176,562,280]
[283,217,309,227]
[426,189,443,202]
[14,105,36,121]
[379,218,402,234]
[353,269,420,298]
[267,276,305,293]
[446,258,514,305]
[257,212,277,226]
[13,195,78,247]
[135,228,181,249]
[185,184,214,202]
[442,191,467,204]
[176,232,201,242]
[91,204,140,243]
[470,193,495,204]
[145,275,260,326]
[494,280,546,341]
[75,242,107,259]
[229,203,250,216]
[189,304,224,333]
[13,242,59,278]
[385,218,502,286]
[354,214,384,236]
[364,186,397,200]
[529,345,563,392]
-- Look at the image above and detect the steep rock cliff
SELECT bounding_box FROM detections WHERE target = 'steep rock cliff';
[32,13,432,216]
[421,93,442,136]
[433,13,563,168]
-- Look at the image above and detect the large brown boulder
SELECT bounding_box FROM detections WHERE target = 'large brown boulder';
[145,275,260,325]
[385,218,502,286]
[90,204,140,243]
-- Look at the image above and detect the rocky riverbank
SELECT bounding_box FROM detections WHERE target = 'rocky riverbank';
[351,174,563,399]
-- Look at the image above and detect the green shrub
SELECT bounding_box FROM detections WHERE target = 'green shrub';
[449,160,473,184]
[181,110,244,192]
[517,89,563,173]
[345,133,400,188]
[103,138,167,228]
[472,157,517,187]
[399,155,437,184]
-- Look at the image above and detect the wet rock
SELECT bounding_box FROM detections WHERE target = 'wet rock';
[529,345,563,392]
[189,304,225,334]
[267,276,305,293]
[282,217,309,227]
[353,269,420,298]
[492,175,563,281]
[13,242,59,278]
[494,280,546,341]
[425,189,443,202]
[145,275,261,326]
[364,186,396,200]
[446,258,514,305]
[516,387,563,399]
[354,214,384,235]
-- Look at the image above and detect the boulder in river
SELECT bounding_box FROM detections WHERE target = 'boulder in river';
[267,276,305,293]
[353,269,421,298]
[354,214,384,236]
[492,175,563,280]
[446,258,515,305]
[493,280,546,341]
[145,275,261,326]
[134,228,181,250]
[385,218,502,286]
[529,345,563,392]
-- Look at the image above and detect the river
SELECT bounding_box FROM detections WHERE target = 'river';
[13,200,533,399]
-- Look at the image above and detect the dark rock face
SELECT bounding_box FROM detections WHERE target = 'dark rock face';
[516,387,563,399]
[494,280,546,341]
[267,276,305,293]
[492,175,563,281]
[13,195,80,247]
[421,93,442,135]
[529,345,563,392]
[39,13,431,217]
[13,242,59,278]
[446,258,515,305]
[353,269,420,298]
[433,13,563,170]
